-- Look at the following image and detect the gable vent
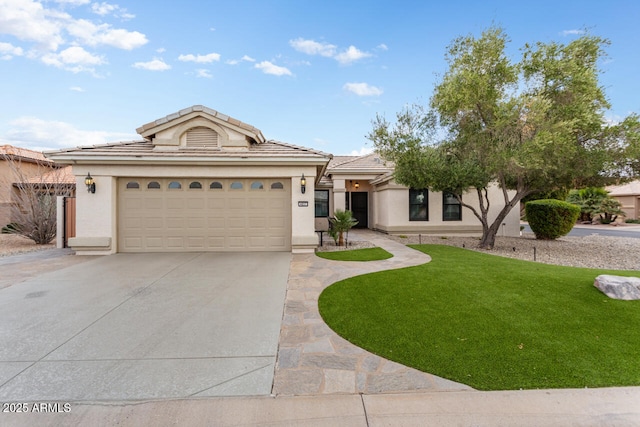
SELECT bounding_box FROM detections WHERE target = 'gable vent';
[186,127,218,148]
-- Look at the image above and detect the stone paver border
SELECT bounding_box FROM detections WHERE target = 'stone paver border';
[273,229,473,395]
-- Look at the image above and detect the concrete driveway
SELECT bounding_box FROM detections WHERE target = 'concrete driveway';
[0,252,290,401]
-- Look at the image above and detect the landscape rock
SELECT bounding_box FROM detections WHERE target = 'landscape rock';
[594,275,640,300]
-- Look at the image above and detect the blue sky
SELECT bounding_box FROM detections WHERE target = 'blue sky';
[1,0,638,155]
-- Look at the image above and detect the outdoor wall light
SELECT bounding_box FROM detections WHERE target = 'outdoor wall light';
[354,181,360,189]
[85,172,96,193]
[300,174,306,194]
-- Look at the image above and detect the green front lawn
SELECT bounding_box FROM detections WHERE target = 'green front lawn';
[318,244,640,390]
[316,247,393,262]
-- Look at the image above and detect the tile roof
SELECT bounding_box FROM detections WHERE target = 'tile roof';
[136,105,266,143]
[607,180,640,196]
[45,139,332,161]
[327,153,393,172]
[0,144,53,164]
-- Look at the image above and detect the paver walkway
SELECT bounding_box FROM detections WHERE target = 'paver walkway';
[273,229,473,395]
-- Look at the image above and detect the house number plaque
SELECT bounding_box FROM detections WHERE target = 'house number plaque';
[298,201,309,207]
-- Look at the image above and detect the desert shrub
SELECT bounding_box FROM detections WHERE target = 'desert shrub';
[2,223,20,234]
[526,199,580,240]
[625,218,640,224]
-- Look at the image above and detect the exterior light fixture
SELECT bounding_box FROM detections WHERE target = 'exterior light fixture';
[354,181,360,189]
[300,174,306,194]
[85,172,96,193]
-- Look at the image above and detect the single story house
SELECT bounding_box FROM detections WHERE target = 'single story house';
[45,105,520,255]
[607,180,640,220]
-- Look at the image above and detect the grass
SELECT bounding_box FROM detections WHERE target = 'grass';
[315,247,393,262]
[318,244,640,391]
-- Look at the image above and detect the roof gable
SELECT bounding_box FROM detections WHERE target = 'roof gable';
[136,105,265,150]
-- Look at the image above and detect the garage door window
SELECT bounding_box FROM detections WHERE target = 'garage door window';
[126,181,140,189]
[189,181,202,189]
[251,181,264,190]
[148,181,161,189]
[230,181,243,190]
[168,181,182,189]
[271,182,284,190]
[210,181,223,190]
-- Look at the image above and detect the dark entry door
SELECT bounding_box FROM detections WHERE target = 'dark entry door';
[350,192,368,228]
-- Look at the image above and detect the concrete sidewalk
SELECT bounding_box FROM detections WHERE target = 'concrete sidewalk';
[4,387,640,426]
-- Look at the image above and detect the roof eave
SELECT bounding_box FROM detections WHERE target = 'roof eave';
[44,153,330,166]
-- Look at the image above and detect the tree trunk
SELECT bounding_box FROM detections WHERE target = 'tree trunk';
[461,186,530,250]
[338,231,344,247]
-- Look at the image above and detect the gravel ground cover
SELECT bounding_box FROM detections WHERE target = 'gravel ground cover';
[317,228,640,271]
[387,232,640,271]
[0,234,55,257]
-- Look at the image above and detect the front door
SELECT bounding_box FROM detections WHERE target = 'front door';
[350,192,368,228]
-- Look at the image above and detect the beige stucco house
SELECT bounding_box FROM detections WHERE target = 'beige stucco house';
[607,180,640,220]
[1,145,69,227]
[45,105,520,255]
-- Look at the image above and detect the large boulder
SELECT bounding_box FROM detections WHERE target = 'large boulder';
[594,275,640,300]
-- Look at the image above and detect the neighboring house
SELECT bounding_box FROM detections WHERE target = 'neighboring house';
[607,180,640,220]
[0,145,61,226]
[45,105,520,256]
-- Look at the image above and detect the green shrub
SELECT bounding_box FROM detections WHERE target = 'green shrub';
[1,223,20,234]
[626,218,640,224]
[526,199,580,240]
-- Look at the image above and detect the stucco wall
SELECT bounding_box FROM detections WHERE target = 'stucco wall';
[373,181,521,237]
[613,195,639,220]
[68,164,318,255]
[0,160,52,226]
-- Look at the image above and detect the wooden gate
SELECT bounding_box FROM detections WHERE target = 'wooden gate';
[64,197,76,248]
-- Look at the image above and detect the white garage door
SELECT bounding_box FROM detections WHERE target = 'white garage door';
[118,178,291,252]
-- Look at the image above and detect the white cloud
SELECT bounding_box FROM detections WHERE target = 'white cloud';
[343,82,383,96]
[0,116,138,151]
[91,2,133,19]
[290,37,372,65]
[561,29,586,36]
[66,19,147,50]
[178,53,221,63]
[0,0,147,69]
[53,0,90,5]
[348,146,374,156]
[195,68,212,78]
[226,55,256,65]
[69,86,85,92]
[255,61,292,76]
[41,46,106,73]
[0,42,24,59]
[133,58,171,71]
[377,43,388,51]
[335,46,372,65]
[0,0,67,51]
[289,38,336,57]
[156,47,166,53]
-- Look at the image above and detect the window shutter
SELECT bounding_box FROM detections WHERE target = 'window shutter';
[186,127,218,148]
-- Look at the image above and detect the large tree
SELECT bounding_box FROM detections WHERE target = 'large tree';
[369,27,621,249]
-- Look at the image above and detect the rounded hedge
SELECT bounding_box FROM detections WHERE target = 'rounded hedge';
[525,199,580,240]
